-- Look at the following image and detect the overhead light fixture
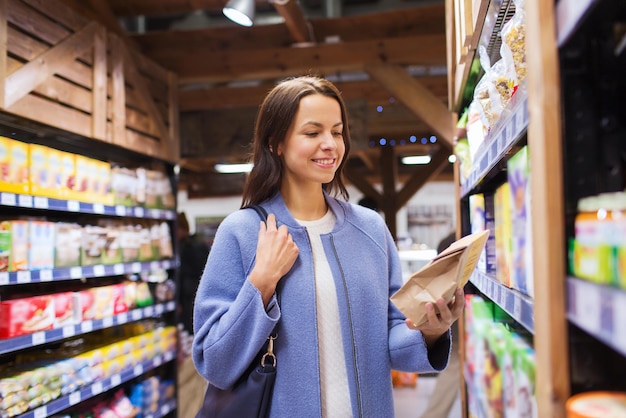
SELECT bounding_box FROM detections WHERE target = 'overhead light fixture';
[215,162,254,174]
[401,155,432,165]
[222,0,255,27]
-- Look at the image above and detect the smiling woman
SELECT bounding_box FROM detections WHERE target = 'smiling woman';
[191,75,463,417]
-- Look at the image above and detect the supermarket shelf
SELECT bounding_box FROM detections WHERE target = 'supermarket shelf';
[0,191,176,220]
[0,259,176,286]
[469,269,535,333]
[556,0,599,46]
[566,277,626,357]
[0,301,176,355]
[460,91,529,198]
[17,350,177,418]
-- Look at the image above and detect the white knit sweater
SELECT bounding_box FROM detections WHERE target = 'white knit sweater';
[297,209,353,418]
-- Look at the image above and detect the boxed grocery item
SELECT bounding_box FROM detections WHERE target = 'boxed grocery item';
[58,150,76,200]
[28,220,55,270]
[0,295,55,338]
[111,166,138,207]
[90,158,113,205]
[29,143,57,198]
[81,224,107,265]
[54,222,82,268]
[0,220,10,272]
[495,182,513,287]
[73,154,93,202]
[120,224,140,262]
[52,291,79,328]
[0,136,29,195]
[469,192,496,273]
[97,219,123,264]
[76,285,115,321]
[10,220,28,271]
[508,146,534,297]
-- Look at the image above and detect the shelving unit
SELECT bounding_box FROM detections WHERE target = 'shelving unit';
[0,1,182,416]
[447,0,626,416]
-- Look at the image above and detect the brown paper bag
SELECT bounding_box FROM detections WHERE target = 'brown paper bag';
[390,230,490,326]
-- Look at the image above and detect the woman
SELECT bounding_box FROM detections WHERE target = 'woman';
[192,75,464,417]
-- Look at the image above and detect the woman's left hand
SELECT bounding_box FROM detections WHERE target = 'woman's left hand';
[407,287,465,348]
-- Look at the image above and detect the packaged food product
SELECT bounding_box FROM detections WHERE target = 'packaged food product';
[566,391,626,418]
[501,0,527,84]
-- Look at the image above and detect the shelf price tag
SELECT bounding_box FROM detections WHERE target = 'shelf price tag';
[150,261,159,271]
[161,404,170,415]
[1,192,16,206]
[39,269,53,282]
[16,270,31,283]
[131,262,142,273]
[111,374,122,387]
[115,205,126,216]
[70,266,82,279]
[93,203,105,214]
[513,296,522,320]
[92,381,103,395]
[576,282,601,332]
[67,200,80,212]
[113,264,125,275]
[18,194,32,207]
[31,331,46,346]
[134,364,144,376]
[93,265,106,277]
[103,316,114,328]
[144,306,154,317]
[81,320,94,333]
[63,325,76,338]
[614,292,626,353]
[131,309,142,321]
[34,405,47,418]
[33,196,49,209]
[135,207,145,218]
[0,272,8,285]
[118,312,128,324]
[155,304,164,315]
[69,391,81,405]
[153,355,162,367]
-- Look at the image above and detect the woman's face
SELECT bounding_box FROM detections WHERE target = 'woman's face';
[277,94,345,189]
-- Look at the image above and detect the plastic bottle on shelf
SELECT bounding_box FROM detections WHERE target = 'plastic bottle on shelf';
[603,191,626,289]
[573,196,601,282]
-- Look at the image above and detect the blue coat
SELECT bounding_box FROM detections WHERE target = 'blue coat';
[192,192,451,417]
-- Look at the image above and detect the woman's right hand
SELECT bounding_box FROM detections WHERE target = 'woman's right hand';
[249,213,299,305]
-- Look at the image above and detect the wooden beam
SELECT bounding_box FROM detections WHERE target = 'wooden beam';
[179,76,448,110]
[107,0,225,16]
[272,0,313,44]
[110,34,127,146]
[4,21,99,108]
[149,34,447,85]
[92,25,107,140]
[380,145,398,240]
[365,63,454,147]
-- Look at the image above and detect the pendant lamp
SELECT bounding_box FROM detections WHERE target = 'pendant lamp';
[222,0,255,27]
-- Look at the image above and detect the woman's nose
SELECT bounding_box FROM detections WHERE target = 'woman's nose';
[320,132,337,149]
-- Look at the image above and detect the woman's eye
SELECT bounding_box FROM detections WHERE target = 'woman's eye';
[305,132,318,137]
[333,131,343,137]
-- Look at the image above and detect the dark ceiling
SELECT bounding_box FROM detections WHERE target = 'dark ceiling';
[61,0,454,199]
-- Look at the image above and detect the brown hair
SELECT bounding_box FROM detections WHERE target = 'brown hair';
[241,75,351,207]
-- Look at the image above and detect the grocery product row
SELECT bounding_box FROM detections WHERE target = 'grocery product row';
[0,135,175,209]
[0,218,174,274]
[464,294,536,418]
[0,321,177,418]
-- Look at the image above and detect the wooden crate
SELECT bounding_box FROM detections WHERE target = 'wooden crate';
[0,0,179,162]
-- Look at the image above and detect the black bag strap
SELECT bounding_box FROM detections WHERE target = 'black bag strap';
[245,204,268,222]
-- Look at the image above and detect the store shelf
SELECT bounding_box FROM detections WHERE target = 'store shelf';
[0,191,176,220]
[460,90,529,198]
[556,0,599,46]
[0,259,176,286]
[16,350,176,418]
[0,301,176,355]
[469,269,534,333]
[566,277,626,357]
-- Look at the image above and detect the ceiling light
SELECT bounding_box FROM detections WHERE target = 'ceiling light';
[215,163,254,173]
[401,155,431,165]
[222,0,255,27]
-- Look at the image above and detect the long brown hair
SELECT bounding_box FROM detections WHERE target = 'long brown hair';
[241,76,351,208]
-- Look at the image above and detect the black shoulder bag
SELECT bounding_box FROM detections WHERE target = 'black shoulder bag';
[195,205,278,418]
